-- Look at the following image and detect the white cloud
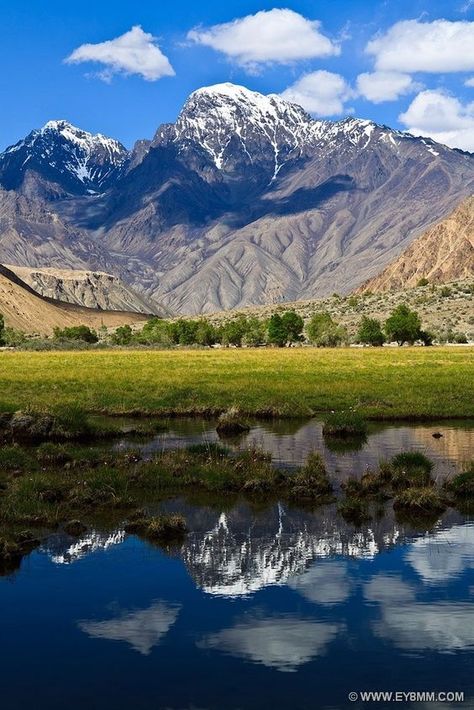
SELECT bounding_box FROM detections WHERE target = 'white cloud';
[65,25,175,82]
[399,89,474,152]
[356,71,418,103]
[187,9,339,71]
[465,77,474,87]
[366,20,474,74]
[281,70,354,116]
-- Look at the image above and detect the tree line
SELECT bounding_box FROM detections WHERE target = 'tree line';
[0,303,461,349]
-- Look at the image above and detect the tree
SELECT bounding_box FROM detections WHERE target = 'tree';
[281,311,304,343]
[357,316,385,346]
[220,316,249,347]
[267,314,287,347]
[306,312,333,343]
[306,312,347,347]
[384,304,422,345]
[53,325,98,343]
[241,317,266,347]
[112,324,133,345]
[195,320,217,346]
[0,313,5,346]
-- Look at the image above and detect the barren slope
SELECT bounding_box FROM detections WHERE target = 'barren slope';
[0,265,146,335]
[359,195,474,293]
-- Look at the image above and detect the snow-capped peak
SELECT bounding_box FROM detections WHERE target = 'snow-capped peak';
[172,82,325,176]
[0,119,129,194]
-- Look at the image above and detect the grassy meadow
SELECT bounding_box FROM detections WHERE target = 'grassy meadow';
[0,346,472,419]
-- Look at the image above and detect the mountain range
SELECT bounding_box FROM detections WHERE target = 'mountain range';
[1,82,473,315]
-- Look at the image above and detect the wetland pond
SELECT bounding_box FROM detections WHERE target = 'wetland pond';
[1,418,473,709]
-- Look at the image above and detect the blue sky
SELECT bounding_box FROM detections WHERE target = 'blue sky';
[1,0,474,151]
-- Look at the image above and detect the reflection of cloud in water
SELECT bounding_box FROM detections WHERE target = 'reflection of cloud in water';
[79,601,181,655]
[199,614,343,672]
[375,602,474,652]
[406,524,474,584]
[366,574,474,652]
[288,561,352,606]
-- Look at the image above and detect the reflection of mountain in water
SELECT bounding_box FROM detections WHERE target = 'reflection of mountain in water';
[46,530,125,565]
[180,504,403,598]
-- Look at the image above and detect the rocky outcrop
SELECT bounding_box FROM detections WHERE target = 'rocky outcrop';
[6,265,164,314]
[0,264,146,335]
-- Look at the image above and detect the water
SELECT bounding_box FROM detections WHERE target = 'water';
[1,419,473,709]
[118,417,474,479]
[1,503,473,709]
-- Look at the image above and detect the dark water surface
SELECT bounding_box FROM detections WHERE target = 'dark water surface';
[1,419,473,709]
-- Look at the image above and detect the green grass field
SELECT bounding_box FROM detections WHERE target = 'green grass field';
[0,347,472,419]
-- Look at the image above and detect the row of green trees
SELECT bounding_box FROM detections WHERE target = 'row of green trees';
[111,304,433,348]
[0,304,451,348]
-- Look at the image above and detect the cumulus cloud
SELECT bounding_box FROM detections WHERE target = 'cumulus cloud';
[465,77,474,87]
[187,9,339,71]
[366,20,474,74]
[65,25,175,81]
[356,71,418,103]
[399,89,474,152]
[281,70,354,116]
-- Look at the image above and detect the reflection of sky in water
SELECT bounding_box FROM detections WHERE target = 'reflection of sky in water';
[119,418,474,478]
[1,506,473,709]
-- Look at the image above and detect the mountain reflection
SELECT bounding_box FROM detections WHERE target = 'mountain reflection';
[198,613,343,672]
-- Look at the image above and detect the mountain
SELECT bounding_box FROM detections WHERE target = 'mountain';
[0,120,128,197]
[1,83,474,315]
[0,264,146,335]
[359,195,474,293]
[6,265,165,315]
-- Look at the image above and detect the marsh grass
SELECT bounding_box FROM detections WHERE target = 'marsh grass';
[322,412,368,437]
[0,348,472,419]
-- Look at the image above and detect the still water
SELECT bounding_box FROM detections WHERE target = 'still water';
[1,419,473,709]
[1,504,473,709]
[121,417,474,477]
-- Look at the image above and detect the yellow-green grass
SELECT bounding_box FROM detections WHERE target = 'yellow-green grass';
[0,347,472,419]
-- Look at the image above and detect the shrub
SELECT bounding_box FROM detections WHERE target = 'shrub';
[322,412,368,437]
[385,304,422,345]
[445,462,474,498]
[416,277,429,287]
[357,316,385,346]
[393,487,447,514]
[0,313,4,346]
[390,451,434,488]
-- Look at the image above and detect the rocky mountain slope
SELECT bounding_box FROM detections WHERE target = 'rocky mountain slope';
[1,83,474,314]
[0,264,146,335]
[6,265,164,314]
[359,195,474,293]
